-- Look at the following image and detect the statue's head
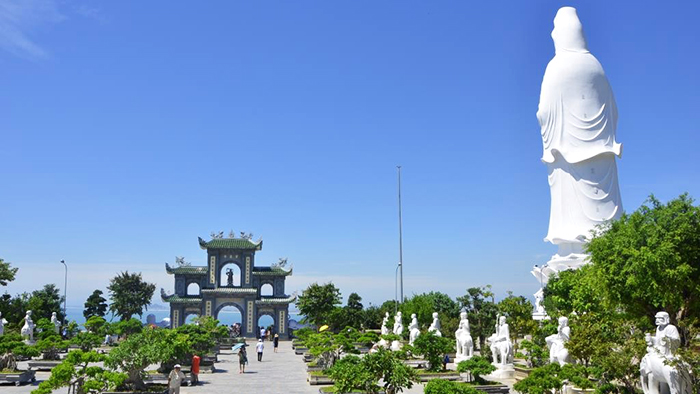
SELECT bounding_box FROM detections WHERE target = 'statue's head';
[433,312,438,319]
[499,316,506,325]
[27,310,32,316]
[460,311,467,320]
[558,316,568,327]
[411,313,416,319]
[551,7,588,54]
[655,311,670,327]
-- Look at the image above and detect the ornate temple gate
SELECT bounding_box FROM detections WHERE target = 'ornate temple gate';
[161,236,295,339]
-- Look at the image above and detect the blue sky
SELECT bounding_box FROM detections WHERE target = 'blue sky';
[1,0,699,310]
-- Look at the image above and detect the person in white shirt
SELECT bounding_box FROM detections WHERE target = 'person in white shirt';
[256,339,264,361]
[167,364,186,394]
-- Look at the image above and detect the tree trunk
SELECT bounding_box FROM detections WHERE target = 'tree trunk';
[0,352,17,371]
[128,369,147,391]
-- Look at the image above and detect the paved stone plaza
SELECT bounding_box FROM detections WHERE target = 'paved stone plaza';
[2,340,481,394]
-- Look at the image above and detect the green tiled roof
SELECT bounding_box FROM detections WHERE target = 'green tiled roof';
[165,263,208,275]
[198,237,262,250]
[255,295,297,305]
[252,267,293,276]
[161,289,203,304]
[201,287,258,295]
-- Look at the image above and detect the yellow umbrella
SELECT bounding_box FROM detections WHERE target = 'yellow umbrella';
[319,325,329,332]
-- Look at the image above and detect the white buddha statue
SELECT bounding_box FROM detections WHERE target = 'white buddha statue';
[455,311,473,362]
[380,312,390,336]
[0,312,7,336]
[408,313,420,345]
[428,312,442,337]
[533,6,623,311]
[640,312,690,394]
[51,312,61,334]
[21,310,35,343]
[488,316,513,368]
[393,312,404,336]
[546,316,571,365]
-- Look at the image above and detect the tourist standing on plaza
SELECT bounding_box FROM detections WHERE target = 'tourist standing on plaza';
[273,333,279,353]
[260,326,266,340]
[256,338,264,361]
[238,346,248,374]
[168,364,186,394]
[190,354,200,385]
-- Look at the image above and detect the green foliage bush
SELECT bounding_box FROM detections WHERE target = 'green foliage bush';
[412,331,454,372]
[32,350,126,394]
[456,355,496,384]
[424,379,482,394]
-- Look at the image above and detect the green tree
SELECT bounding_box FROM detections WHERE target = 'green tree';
[400,292,461,337]
[586,194,700,333]
[84,290,108,319]
[497,291,537,352]
[329,292,366,330]
[295,282,341,327]
[32,350,126,394]
[0,258,18,286]
[28,284,65,321]
[457,286,498,352]
[0,333,40,371]
[363,347,419,394]
[412,331,454,372]
[0,292,29,330]
[425,379,482,394]
[456,355,496,384]
[107,271,156,321]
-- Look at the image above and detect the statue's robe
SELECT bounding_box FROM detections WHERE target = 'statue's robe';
[538,7,623,248]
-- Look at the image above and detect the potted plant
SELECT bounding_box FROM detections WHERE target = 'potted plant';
[28,318,69,371]
[31,350,127,394]
[0,333,39,385]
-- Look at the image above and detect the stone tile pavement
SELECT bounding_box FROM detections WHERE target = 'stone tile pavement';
[2,340,504,394]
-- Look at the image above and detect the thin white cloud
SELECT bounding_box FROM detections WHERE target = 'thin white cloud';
[0,0,63,58]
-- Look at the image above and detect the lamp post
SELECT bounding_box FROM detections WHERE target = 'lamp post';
[60,260,67,323]
[397,166,404,304]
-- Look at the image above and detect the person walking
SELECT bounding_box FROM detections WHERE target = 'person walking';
[256,338,264,361]
[167,364,186,394]
[273,334,279,353]
[190,354,200,385]
[260,326,266,340]
[238,346,248,374]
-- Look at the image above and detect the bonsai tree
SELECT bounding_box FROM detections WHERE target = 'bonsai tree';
[0,333,39,371]
[307,328,359,369]
[412,331,454,372]
[105,328,186,390]
[425,379,482,394]
[32,350,126,394]
[84,316,109,335]
[364,347,419,394]
[327,354,378,393]
[35,318,69,361]
[71,332,103,352]
[456,355,496,384]
[519,340,549,368]
[112,318,143,338]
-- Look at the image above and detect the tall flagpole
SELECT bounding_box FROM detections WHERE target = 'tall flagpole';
[397,166,404,303]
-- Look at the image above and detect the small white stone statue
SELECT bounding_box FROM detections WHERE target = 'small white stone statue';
[393,312,404,336]
[488,316,513,368]
[0,312,7,336]
[455,311,473,362]
[51,312,61,334]
[21,310,35,343]
[546,316,571,365]
[408,313,421,345]
[640,312,691,394]
[428,312,442,337]
[381,312,390,336]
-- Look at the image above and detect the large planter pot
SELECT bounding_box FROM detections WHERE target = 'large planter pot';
[417,371,461,382]
[514,365,533,381]
[318,388,385,394]
[27,360,62,371]
[0,369,36,386]
[565,386,596,394]
[472,384,510,394]
[403,359,428,369]
[304,354,314,362]
[308,373,333,385]
[295,347,309,355]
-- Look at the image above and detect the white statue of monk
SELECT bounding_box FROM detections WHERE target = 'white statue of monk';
[533,7,623,300]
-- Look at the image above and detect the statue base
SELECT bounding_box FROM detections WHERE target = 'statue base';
[23,339,36,345]
[454,354,473,363]
[377,339,389,349]
[390,340,402,351]
[485,364,515,380]
[532,250,590,319]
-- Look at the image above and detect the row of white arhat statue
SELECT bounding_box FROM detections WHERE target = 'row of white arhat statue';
[0,310,61,344]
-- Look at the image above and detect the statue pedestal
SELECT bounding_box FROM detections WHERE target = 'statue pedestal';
[454,354,472,364]
[23,339,36,345]
[533,312,549,321]
[377,339,389,349]
[390,340,402,351]
[485,364,515,380]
